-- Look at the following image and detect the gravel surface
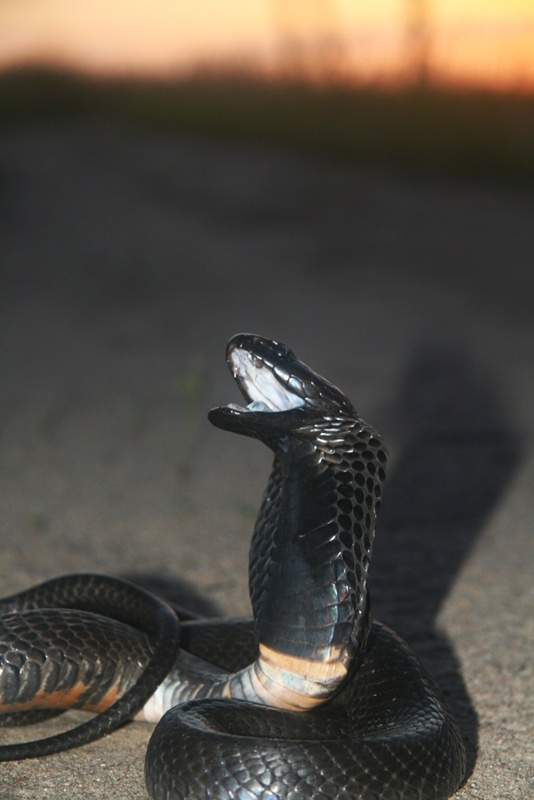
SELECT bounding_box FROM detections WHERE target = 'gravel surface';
[0,120,533,799]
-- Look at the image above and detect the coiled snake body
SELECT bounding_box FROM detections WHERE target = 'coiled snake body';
[0,334,466,799]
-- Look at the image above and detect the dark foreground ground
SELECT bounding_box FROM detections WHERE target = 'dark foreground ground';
[0,121,532,799]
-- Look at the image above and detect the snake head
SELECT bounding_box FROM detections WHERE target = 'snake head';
[208,333,355,439]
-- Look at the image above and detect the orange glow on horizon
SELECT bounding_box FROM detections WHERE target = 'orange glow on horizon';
[0,0,533,90]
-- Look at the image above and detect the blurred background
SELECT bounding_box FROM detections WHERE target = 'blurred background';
[1,0,534,87]
[0,4,533,799]
[1,0,534,177]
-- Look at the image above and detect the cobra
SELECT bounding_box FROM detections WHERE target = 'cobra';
[0,334,466,799]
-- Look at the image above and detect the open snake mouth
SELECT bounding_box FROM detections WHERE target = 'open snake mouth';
[226,344,306,414]
[209,334,355,435]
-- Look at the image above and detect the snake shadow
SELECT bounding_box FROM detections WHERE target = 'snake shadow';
[370,343,523,778]
[121,573,221,619]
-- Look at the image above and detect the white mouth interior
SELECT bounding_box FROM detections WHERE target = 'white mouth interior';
[229,349,305,412]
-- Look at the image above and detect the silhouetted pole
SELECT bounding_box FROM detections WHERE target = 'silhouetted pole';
[269,0,345,81]
[405,0,431,87]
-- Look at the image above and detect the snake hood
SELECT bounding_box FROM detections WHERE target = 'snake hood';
[210,333,388,679]
[208,333,356,442]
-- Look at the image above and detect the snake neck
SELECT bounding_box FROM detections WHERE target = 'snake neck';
[138,413,388,719]
[140,402,388,718]
[224,414,387,709]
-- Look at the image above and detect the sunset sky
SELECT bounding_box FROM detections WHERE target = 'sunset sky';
[0,0,533,88]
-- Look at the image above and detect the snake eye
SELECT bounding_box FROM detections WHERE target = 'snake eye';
[273,343,289,359]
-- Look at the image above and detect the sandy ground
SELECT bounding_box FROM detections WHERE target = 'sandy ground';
[0,120,533,799]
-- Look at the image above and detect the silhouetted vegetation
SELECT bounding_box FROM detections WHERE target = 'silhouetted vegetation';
[0,65,533,182]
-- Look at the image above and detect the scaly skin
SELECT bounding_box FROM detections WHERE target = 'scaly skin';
[0,334,466,800]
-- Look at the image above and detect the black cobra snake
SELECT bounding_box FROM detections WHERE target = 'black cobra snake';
[0,334,466,799]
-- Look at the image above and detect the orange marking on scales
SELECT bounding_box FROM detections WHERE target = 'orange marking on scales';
[0,682,123,714]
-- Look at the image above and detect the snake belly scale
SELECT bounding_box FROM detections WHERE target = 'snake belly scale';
[0,334,466,799]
